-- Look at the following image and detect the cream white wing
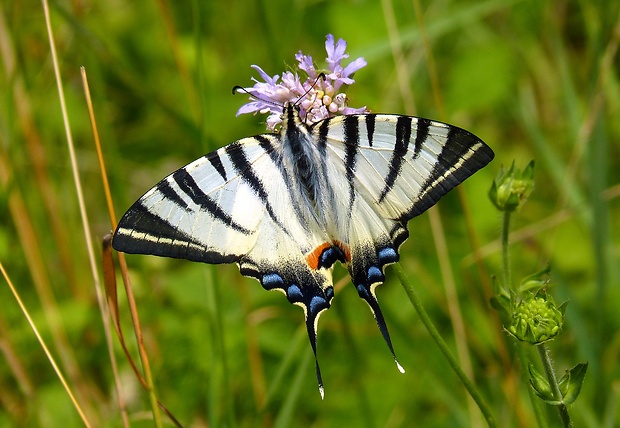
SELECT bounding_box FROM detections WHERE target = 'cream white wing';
[309,113,494,370]
[113,131,343,396]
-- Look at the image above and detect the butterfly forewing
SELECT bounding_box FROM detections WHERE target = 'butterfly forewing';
[115,138,268,263]
[314,113,494,221]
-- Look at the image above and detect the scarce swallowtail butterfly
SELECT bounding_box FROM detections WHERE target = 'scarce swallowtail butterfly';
[113,102,494,397]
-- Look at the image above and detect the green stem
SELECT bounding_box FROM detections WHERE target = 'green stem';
[501,209,548,426]
[537,345,572,427]
[393,263,497,428]
[501,210,512,290]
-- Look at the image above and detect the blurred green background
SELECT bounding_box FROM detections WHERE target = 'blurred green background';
[1,0,619,426]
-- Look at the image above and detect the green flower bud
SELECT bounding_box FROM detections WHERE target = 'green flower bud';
[508,293,563,344]
[489,161,535,212]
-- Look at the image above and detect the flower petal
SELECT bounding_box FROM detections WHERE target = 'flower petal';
[342,106,369,115]
[296,52,317,78]
[341,57,367,78]
[251,64,279,86]
[266,113,283,131]
[326,34,348,71]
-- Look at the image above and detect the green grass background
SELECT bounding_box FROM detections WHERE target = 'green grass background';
[1,0,619,426]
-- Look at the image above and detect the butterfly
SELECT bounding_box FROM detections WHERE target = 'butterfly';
[113,103,494,397]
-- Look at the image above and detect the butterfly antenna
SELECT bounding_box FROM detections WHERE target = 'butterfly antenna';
[294,73,327,125]
[292,72,326,108]
[232,85,282,110]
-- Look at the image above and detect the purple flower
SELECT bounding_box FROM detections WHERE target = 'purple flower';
[295,52,317,79]
[324,34,367,90]
[237,34,369,131]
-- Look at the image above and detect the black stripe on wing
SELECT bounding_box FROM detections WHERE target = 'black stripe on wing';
[412,118,430,159]
[378,116,413,203]
[402,125,494,220]
[316,119,330,153]
[343,115,360,209]
[113,202,240,264]
[172,168,251,234]
[255,135,280,165]
[207,150,227,181]
[158,179,191,211]
[365,114,376,147]
[225,141,287,232]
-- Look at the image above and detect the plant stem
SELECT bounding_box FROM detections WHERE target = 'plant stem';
[537,345,572,427]
[501,210,512,290]
[517,342,549,428]
[393,263,497,428]
[501,210,548,426]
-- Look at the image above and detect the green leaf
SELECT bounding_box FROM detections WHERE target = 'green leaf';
[518,265,552,294]
[491,275,510,299]
[522,159,535,180]
[557,300,570,317]
[528,363,557,403]
[519,279,546,294]
[558,362,588,405]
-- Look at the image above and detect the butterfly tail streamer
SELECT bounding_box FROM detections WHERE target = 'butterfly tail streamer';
[351,248,406,374]
[243,259,334,398]
[296,276,330,399]
[305,314,325,399]
[356,283,405,373]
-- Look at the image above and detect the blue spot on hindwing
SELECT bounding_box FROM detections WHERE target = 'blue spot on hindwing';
[325,286,334,301]
[286,284,303,302]
[356,283,369,299]
[309,295,328,315]
[378,247,398,264]
[318,246,346,269]
[262,273,284,290]
[367,266,384,284]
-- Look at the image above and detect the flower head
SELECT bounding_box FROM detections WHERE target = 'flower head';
[507,293,564,344]
[237,34,369,131]
[489,160,535,212]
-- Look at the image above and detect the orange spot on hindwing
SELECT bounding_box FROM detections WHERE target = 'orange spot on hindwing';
[306,241,351,270]
[306,243,333,270]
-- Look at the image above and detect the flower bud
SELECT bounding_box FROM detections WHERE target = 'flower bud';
[489,161,535,212]
[508,293,564,344]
